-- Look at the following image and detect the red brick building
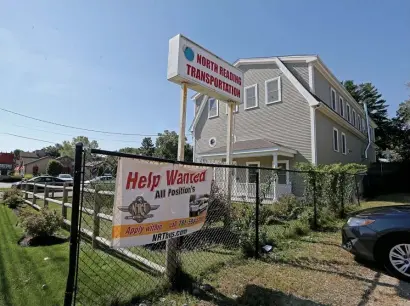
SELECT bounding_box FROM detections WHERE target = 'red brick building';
[0,153,14,176]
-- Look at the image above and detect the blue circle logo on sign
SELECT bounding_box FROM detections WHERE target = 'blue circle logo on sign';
[183,46,194,61]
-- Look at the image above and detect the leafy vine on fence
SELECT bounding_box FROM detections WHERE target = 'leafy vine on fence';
[297,163,367,217]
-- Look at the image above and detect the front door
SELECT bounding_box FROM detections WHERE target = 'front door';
[246,163,260,183]
[277,162,288,185]
[246,162,260,197]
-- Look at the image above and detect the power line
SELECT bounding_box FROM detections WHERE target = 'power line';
[0,107,159,136]
[2,133,57,144]
[10,124,146,143]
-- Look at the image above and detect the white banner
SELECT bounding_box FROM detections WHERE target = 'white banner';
[111,157,212,248]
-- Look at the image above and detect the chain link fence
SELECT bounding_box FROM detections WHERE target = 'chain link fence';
[66,147,364,305]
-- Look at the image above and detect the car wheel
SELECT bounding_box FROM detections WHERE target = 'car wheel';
[383,238,410,282]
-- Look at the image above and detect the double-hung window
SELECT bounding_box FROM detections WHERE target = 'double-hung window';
[331,88,337,111]
[341,133,347,155]
[208,98,219,118]
[333,128,339,152]
[346,103,351,122]
[352,109,356,126]
[244,84,258,110]
[339,97,344,117]
[265,77,281,104]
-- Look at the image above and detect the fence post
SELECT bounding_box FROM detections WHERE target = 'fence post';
[92,185,101,248]
[64,142,83,306]
[32,183,37,205]
[255,170,260,259]
[354,175,361,206]
[24,183,28,200]
[62,183,68,220]
[311,171,318,230]
[44,184,49,209]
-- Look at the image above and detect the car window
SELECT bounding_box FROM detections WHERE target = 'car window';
[45,177,53,182]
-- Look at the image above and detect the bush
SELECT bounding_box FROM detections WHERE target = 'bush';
[2,188,23,201]
[20,210,63,237]
[206,182,227,224]
[4,194,24,209]
[299,207,340,232]
[46,160,63,176]
[24,174,33,179]
[260,195,305,224]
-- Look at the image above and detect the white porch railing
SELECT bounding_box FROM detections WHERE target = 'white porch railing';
[215,181,292,203]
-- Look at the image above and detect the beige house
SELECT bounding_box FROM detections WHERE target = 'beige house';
[190,55,377,201]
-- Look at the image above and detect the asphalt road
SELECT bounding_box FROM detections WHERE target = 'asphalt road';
[0,182,13,189]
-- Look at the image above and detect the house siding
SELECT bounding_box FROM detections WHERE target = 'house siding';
[284,63,310,91]
[313,67,367,133]
[194,63,312,167]
[316,111,374,165]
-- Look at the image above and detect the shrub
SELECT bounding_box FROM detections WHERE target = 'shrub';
[20,210,63,237]
[2,188,23,201]
[4,194,24,209]
[206,182,228,224]
[46,160,63,176]
[285,220,310,238]
[299,207,339,232]
[260,195,305,224]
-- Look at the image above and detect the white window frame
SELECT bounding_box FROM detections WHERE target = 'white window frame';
[246,161,260,183]
[333,127,339,152]
[341,132,347,155]
[277,160,290,184]
[208,98,219,119]
[330,88,337,111]
[244,84,258,110]
[352,109,356,126]
[265,76,282,105]
[339,96,344,118]
[346,103,351,122]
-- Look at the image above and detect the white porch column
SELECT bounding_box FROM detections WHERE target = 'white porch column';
[272,153,278,168]
[272,153,278,201]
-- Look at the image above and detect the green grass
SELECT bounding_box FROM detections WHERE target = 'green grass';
[0,204,68,306]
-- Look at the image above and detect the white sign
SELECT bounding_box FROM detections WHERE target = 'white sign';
[111,158,212,248]
[167,34,244,104]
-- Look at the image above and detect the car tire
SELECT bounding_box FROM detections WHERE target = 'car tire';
[382,237,410,282]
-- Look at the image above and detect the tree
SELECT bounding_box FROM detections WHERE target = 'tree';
[139,137,155,157]
[13,149,22,159]
[118,147,140,154]
[155,130,193,161]
[343,81,391,151]
[58,136,99,159]
[46,160,63,176]
[42,144,62,158]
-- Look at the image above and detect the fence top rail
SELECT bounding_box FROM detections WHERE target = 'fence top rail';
[22,182,67,189]
[90,148,367,175]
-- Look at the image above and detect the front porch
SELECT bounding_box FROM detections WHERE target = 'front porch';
[197,139,298,203]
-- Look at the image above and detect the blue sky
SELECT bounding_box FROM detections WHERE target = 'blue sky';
[1,0,409,153]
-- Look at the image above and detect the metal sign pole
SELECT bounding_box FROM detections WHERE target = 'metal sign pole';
[166,82,187,284]
[225,102,234,226]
